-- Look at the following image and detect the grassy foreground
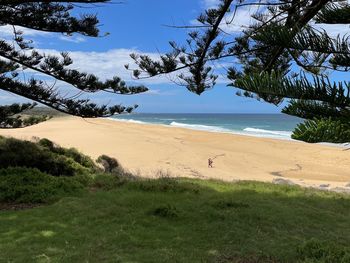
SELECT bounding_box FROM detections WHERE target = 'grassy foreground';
[0,178,350,263]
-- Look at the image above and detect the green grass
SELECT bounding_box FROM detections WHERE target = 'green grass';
[0,179,350,263]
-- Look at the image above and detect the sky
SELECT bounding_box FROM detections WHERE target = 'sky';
[0,0,348,113]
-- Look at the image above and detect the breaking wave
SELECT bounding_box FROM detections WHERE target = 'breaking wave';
[108,118,147,125]
[243,127,292,137]
[170,121,230,132]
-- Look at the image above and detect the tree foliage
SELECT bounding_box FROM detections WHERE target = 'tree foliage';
[131,0,350,143]
[292,118,350,143]
[0,1,147,127]
[0,102,52,128]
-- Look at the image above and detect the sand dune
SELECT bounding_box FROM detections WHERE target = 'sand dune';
[1,116,350,189]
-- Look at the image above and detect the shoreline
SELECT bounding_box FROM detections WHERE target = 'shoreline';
[107,117,295,141]
[110,113,298,141]
[0,116,349,192]
[108,116,349,149]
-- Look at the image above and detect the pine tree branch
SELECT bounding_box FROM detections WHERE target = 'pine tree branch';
[264,0,331,71]
[233,71,350,108]
[0,75,135,117]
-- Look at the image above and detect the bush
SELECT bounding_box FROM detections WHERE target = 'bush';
[0,167,84,203]
[38,138,96,169]
[22,115,51,126]
[297,239,350,263]
[0,137,94,176]
[292,118,350,143]
[96,155,120,173]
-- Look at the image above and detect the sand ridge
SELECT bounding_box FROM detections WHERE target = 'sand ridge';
[1,116,350,190]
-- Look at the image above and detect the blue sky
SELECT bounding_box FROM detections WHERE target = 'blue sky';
[0,0,346,113]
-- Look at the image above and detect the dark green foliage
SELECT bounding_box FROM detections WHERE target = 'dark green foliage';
[0,137,132,203]
[0,103,35,128]
[316,3,350,24]
[0,136,95,176]
[0,167,84,203]
[61,148,96,169]
[0,1,147,125]
[38,138,96,169]
[0,136,142,203]
[0,103,52,128]
[297,239,350,263]
[292,118,350,143]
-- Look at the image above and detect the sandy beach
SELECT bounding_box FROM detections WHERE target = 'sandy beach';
[1,116,349,190]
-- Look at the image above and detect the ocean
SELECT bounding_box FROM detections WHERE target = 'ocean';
[110,113,303,140]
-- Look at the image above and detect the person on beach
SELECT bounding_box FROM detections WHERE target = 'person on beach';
[208,158,213,168]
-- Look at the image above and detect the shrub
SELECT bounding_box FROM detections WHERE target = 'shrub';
[96,155,120,173]
[38,138,96,169]
[22,115,51,126]
[0,167,84,203]
[0,137,94,176]
[63,148,96,169]
[37,137,56,150]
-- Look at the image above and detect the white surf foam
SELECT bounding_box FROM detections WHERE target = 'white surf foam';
[170,121,230,133]
[108,118,147,125]
[243,127,292,138]
[108,118,293,140]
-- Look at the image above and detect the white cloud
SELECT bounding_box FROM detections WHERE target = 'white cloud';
[202,0,220,8]
[58,35,86,43]
[0,25,50,38]
[143,89,178,96]
[17,48,180,90]
[38,48,172,85]
[33,47,231,92]
[218,6,259,33]
[314,23,350,38]
[0,25,86,44]
[0,47,181,106]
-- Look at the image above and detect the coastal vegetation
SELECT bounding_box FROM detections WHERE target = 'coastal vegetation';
[0,136,132,203]
[0,103,51,128]
[131,0,350,143]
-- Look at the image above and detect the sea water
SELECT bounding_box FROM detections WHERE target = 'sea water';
[110,113,303,140]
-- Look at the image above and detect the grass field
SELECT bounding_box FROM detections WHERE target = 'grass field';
[1,178,350,263]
